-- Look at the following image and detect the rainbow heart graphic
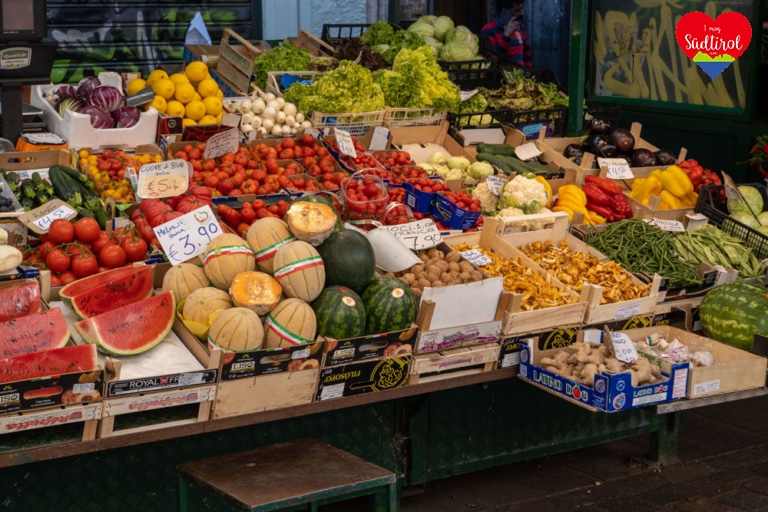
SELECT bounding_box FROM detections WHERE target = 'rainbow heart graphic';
[675,11,752,79]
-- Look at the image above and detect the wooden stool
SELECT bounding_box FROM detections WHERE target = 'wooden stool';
[177,438,398,512]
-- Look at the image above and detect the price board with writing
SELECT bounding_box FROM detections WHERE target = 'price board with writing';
[137,159,190,199]
[381,218,443,251]
[598,158,634,180]
[485,175,507,196]
[334,128,357,158]
[648,218,685,232]
[514,141,542,161]
[203,128,240,160]
[153,205,221,265]
[18,199,78,235]
[607,332,639,363]
[459,250,492,267]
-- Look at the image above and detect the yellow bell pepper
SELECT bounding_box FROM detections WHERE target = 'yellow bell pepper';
[535,176,553,207]
[659,189,684,210]
[557,198,589,214]
[630,177,646,191]
[586,210,607,224]
[682,190,699,208]
[628,174,662,205]
[557,184,587,205]
[658,165,693,199]
[552,205,574,221]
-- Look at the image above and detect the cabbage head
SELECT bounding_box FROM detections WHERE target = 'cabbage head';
[407,21,435,40]
[445,26,478,54]
[738,185,764,213]
[416,15,436,25]
[424,37,443,58]
[440,41,476,62]
[433,16,455,42]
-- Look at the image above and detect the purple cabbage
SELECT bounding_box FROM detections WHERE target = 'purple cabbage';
[80,105,115,129]
[88,85,125,113]
[56,95,85,117]
[112,106,141,128]
[53,84,77,99]
[77,76,101,100]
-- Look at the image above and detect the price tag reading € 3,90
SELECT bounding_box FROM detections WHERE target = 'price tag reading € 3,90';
[381,218,443,251]
[334,128,357,158]
[598,157,635,180]
[153,205,221,265]
[608,332,639,363]
[137,159,190,199]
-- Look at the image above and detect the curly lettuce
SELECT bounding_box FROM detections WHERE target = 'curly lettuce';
[252,41,311,90]
[286,60,385,114]
[360,21,395,46]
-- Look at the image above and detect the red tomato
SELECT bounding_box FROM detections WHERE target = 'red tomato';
[99,243,127,268]
[74,217,100,243]
[46,249,71,273]
[38,240,56,258]
[91,231,111,254]
[58,270,77,285]
[48,219,75,244]
[71,254,99,278]
[121,233,148,262]
[49,274,62,287]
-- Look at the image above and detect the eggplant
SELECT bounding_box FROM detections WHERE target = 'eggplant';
[563,143,585,159]
[655,149,677,166]
[586,116,612,135]
[588,134,618,158]
[631,148,657,167]
[610,128,635,154]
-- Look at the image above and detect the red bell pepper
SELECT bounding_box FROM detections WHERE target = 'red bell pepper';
[586,202,615,222]
[582,182,611,207]
[584,174,623,196]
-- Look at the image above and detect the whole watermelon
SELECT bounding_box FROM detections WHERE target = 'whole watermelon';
[361,276,416,335]
[312,285,366,340]
[700,280,768,351]
[316,229,376,293]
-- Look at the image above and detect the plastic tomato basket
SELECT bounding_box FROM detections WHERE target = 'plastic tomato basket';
[447,108,514,128]
[383,107,448,128]
[432,192,481,230]
[694,184,768,260]
[340,172,387,222]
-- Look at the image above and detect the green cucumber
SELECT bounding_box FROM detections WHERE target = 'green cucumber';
[50,164,90,186]
[492,154,539,175]
[49,166,76,202]
[476,143,518,156]
[475,153,514,174]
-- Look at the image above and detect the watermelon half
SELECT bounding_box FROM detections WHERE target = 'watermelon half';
[74,291,175,356]
[0,307,70,357]
[0,344,98,384]
[0,280,41,322]
[60,265,153,319]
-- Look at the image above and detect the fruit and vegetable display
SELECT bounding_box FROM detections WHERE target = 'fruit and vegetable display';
[44,75,143,129]
[482,68,569,111]
[223,90,313,139]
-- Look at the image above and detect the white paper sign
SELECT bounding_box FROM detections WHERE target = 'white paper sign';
[614,299,642,320]
[459,89,479,101]
[485,175,507,196]
[381,218,443,251]
[608,332,639,363]
[137,159,190,199]
[31,203,78,232]
[203,128,240,159]
[598,158,634,180]
[459,250,492,267]
[514,142,542,161]
[649,218,685,232]
[334,128,357,158]
[153,205,221,265]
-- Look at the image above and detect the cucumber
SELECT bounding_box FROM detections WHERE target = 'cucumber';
[92,206,109,230]
[476,143,518,156]
[49,166,76,202]
[492,154,539,175]
[475,153,514,174]
[78,208,96,220]
[50,164,90,186]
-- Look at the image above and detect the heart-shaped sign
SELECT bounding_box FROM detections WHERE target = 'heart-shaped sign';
[675,11,752,79]
[194,210,209,223]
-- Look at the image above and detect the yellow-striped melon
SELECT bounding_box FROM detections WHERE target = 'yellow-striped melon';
[229,271,282,316]
[161,263,211,302]
[202,233,255,290]
[272,241,325,302]
[182,287,232,324]
[208,307,264,352]
[246,217,295,274]
[285,201,337,246]
[264,298,317,348]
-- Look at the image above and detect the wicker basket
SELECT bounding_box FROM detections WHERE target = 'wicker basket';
[310,110,385,136]
[383,107,448,128]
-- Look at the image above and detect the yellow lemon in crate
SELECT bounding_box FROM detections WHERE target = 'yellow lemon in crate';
[182,118,197,127]
[202,96,223,116]
[146,69,169,86]
[184,61,209,83]
[215,113,223,123]
[216,89,224,100]
[196,78,220,98]
[185,100,206,121]
[169,73,190,85]
[199,115,218,125]
[147,95,167,113]
[174,82,196,104]
[126,78,147,96]
[151,78,176,100]
[166,100,186,117]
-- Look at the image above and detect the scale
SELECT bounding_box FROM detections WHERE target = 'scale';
[0,0,57,145]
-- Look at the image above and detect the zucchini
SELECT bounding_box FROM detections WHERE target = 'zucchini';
[50,164,90,186]
[77,208,96,220]
[2,171,20,192]
[476,143,518,157]
[475,153,514,174]
[70,177,100,202]
[49,166,75,201]
[20,179,36,200]
[492,154,539,175]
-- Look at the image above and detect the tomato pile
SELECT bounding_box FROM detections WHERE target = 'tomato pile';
[372,150,413,168]
[340,152,385,172]
[408,178,450,194]
[130,185,214,247]
[341,175,388,221]
[23,218,149,286]
[441,191,482,212]
[392,165,431,180]
[217,199,292,237]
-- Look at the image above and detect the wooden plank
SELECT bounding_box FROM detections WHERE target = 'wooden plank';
[211,370,319,419]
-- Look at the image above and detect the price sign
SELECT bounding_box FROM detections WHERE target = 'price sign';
[459,89,479,101]
[153,205,221,265]
[608,332,639,363]
[514,142,542,161]
[137,159,190,199]
[203,128,240,160]
[722,172,742,200]
[381,218,443,251]
[649,218,685,232]
[334,128,357,158]
[485,175,507,196]
[598,158,634,180]
[459,249,492,266]
[18,199,78,235]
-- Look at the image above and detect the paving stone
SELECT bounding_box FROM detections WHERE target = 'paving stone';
[642,482,694,507]
[662,496,739,511]
[716,488,768,511]
[657,460,717,484]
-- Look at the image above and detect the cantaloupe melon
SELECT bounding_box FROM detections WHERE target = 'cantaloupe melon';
[202,233,255,290]
[284,201,337,246]
[208,307,264,352]
[264,298,317,348]
[161,263,211,302]
[229,271,282,316]
[182,287,232,324]
[246,217,295,274]
[273,241,325,303]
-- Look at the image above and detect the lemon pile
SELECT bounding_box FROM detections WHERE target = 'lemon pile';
[127,61,225,127]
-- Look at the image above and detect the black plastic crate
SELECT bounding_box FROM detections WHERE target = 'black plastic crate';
[583,102,622,133]
[694,183,768,260]
[320,23,402,47]
[447,108,514,128]
[439,57,502,90]
[500,65,566,92]
[505,106,568,138]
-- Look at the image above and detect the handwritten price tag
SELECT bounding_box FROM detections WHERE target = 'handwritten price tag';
[608,332,639,363]
[381,218,443,251]
[598,158,634,180]
[485,175,507,196]
[18,199,78,235]
[137,159,190,199]
[334,128,357,158]
[459,249,492,266]
[153,205,221,266]
[649,218,685,232]
[32,203,78,231]
[514,142,542,161]
[459,89,479,101]
[203,128,240,160]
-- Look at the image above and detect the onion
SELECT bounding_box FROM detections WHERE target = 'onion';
[275,111,286,124]
[255,127,268,138]
[239,99,252,113]
[262,106,277,120]
[276,97,286,110]
[241,123,254,134]
[301,120,313,129]
[240,112,254,125]
[265,92,276,101]
[262,118,274,131]
[295,112,305,123]
[251,117,263,129]
[271,125,283,136]
[284,115,296,127]
[251,98,266,114]
[283,103,298,117]
[281,125,292,136]
[266,99,280,111]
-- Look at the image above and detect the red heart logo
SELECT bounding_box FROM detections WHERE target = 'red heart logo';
[675,11,752,79]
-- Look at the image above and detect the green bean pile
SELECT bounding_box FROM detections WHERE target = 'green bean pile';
[672,224,764,278]
[585,219,703,289]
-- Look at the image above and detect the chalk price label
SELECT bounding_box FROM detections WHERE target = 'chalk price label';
[648,218,685,232]
[608,332,639,363]
[203,128,240,160]
[22,200,78,233]
[334,129,357,158]
[381,218,443,251]
[153,205,221,265]
[598,158,635,180]
[137,159,190,199]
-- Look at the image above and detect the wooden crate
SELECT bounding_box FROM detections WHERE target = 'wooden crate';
[216,29,265,95]
[0,403,102,441]
[211,370,319,417]
[409,343,500,385]
[295,29,335,57]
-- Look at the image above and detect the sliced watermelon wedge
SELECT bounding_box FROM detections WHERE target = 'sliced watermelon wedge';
[0,281,41,322]
[74,291,176,356]
[60,265,153,319]
[0,308,70,357]
[0,344,98,384]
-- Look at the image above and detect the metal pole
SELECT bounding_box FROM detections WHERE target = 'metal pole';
[566,0,588,137]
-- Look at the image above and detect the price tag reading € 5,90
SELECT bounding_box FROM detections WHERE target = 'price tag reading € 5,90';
[598,157,635,180]
[381,218,443,251]
[202,128,240,160]
[334,128,357,158]
[459,249,492,267]
[608,332,639,363]
[137,159,190,199]
[153,205,221,265]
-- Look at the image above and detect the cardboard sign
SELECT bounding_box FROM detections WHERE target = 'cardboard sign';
[368,126,391,151]
[381,218,443,251]
[203,128,240,159]
[137,159,190,199]
[459,249,492,267]
[18,199,78,235]
[598,158,634,180]
[334,128,357,158]
[153,205,221,265]
[514,142,542,161]
[607,332,639,363]
[721,172,743,201]
[459,89,480,101]
[485,175,507,196]
[648,218,685,232]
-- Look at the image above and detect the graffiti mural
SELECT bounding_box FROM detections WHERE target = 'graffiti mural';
[47,0,252,83]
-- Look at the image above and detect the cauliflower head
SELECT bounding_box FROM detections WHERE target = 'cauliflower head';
[500,174,548,214]
[472,182,498,214]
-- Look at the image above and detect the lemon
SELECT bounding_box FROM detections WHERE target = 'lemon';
[196,78,220,98]
[199,115,218,125]
[184,61,209,83]
[216,89,224,100]
[151,78,176,100]
[174,82,196,104]
[215,113,223,123]
[182,118,197,127]
[147,95,167,113]
[166,100,186,117]
[146,69,169,86]
[202,96,223,116]
[193,92,202,101]
[185,100,206,121]
[126,78,147,97]
[169,73,190,85]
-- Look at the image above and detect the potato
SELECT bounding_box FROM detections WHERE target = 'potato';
[431,280,444,287]
[418,278,432,288]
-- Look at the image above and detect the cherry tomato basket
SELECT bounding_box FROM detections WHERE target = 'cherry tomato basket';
[432,191,482,230]
[340,171,388,222]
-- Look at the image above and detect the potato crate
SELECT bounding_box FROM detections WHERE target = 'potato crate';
[311,110,385,137]
[383,107,448,128]
[265,71,324,98]
[409,343,501,385]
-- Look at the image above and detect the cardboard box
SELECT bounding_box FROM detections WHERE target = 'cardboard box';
[498,335,522,369]
[415,320,502,354]
[316,355,411,400]
[389,121,473,164]
[0,403,102,440]
[432,192,482,230]
[322,326,418,367]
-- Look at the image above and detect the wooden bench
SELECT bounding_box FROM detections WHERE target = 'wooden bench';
[177,438,398,511]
